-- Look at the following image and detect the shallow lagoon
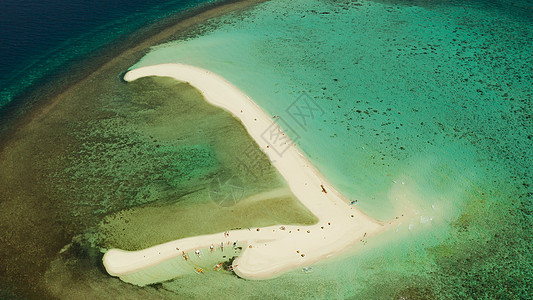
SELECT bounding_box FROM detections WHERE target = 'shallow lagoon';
[0,0,530,298]
[130,0,532,297]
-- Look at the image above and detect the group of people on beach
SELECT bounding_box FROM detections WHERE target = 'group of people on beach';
[175,240,243,275]
[176,240,240,262]
[174,216,349,274]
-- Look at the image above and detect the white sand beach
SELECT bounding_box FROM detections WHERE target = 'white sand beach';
[103,63,387,285]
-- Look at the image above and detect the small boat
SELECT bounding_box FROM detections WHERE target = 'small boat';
[214,262,223,271]
[302,267,313,273]
[228,264,238,271]
[195,267,204,274]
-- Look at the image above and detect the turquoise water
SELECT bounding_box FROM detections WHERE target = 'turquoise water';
[129,0,531,297]
[1,0,529,297]
[134,0,531,220]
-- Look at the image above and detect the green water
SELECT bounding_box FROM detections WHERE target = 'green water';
[135,0,531,217]
[123,0,531,297]
[0,72,316,297]
[0,0,530,298]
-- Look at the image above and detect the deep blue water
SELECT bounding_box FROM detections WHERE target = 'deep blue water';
[0,0,213,110]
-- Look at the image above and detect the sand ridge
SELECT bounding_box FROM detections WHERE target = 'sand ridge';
[102,63,387,284]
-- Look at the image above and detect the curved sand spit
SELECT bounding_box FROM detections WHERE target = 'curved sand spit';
[103,63,387,285]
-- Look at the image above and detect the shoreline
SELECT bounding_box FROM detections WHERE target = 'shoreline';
[0,1,270,298]
[103,63,388,284]
[0,0,268,154]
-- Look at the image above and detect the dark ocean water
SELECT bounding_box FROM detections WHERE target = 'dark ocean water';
[0,0,213,111]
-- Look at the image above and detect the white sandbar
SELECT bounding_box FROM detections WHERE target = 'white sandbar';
[102,63,386,285]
